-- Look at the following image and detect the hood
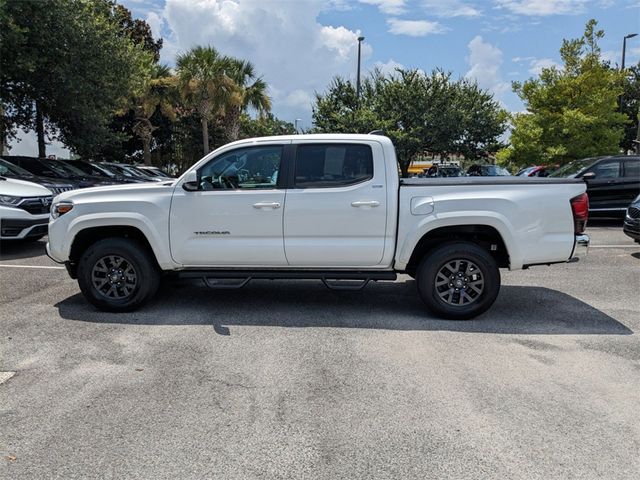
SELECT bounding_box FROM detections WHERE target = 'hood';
[55,179,175,202]
[0,177,53,197]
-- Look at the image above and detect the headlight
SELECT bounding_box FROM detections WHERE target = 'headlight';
[0,195,22,207]
[51,201,74,219]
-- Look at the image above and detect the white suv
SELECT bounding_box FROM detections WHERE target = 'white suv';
[0,176,53,241]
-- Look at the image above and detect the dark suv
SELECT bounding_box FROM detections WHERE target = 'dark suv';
[550,155,640,216]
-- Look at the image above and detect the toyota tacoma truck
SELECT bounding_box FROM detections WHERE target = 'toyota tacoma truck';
[46,134,589,319]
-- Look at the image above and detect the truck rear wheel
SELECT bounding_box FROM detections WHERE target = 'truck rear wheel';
[77,238,160,312]
[416,241,500,320]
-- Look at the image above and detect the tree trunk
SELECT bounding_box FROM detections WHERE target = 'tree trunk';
[35,101,46,157]
[202,117,210,154]
[142,137,151,165]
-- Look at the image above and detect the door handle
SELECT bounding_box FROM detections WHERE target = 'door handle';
[253,202,281,209]
[351,200,380,207]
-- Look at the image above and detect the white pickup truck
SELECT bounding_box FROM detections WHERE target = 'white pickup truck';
[47,134,589,319]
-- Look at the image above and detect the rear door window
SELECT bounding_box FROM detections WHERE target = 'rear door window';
[623,159,640,179]
[294,144,373,188]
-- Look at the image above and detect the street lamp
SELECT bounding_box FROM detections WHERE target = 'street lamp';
[294,119,302,133]
[622,33,638,70]
[356,36,365,99]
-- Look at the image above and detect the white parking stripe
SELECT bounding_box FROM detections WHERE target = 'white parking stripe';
[590,245,638,248]
[0,264,65,270]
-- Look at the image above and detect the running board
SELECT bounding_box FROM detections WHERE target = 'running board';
[177,270,397,291]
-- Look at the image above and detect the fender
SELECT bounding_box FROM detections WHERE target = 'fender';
[64,212,178,270]
[395,211,522,270]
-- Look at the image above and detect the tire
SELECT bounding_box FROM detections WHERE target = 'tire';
[416,241,500,320]
[77,237,160,312]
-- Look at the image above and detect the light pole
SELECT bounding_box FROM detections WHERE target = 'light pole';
[622,33,638,70]
[356,36,365,99]
[294,119,301,133]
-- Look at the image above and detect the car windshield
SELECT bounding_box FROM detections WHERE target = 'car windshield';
[66,161,108,177]
[42,160,84,176]
[485,165,511,176]
[549,158,595,177]
[517,167,535,176]
[0,158,34,176]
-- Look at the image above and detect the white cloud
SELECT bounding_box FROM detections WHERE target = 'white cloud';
[154,0,373,126]
[359,0,406,15]
[494,0,588,16]
[512,56,560,74]
[372,58,405,75]
[387,18,448,36]
[422,0,482,17]
[465,35,510,96]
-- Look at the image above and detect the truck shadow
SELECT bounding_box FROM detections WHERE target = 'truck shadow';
[55,279,633,336]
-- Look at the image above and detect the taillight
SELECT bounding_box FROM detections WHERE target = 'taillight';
[570,193,589,234]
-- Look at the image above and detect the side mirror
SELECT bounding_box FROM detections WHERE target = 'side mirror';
[582,171,596,181]
[182,170,199,191]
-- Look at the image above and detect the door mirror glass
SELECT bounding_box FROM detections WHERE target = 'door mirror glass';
[182,171,199,191]
[582,171,596,180]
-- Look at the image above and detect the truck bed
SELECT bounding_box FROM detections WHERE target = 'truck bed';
[401,177,584,186]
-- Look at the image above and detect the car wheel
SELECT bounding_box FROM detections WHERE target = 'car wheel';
[77,237,160,312]
[416,241,500,320]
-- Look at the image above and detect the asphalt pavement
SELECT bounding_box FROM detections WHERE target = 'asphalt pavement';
[1,221,639,479]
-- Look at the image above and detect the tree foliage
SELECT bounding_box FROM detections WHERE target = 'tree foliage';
[312,68,507,176]
[620,63,640,153]
[0,0,154,157]
[499,19,627,168]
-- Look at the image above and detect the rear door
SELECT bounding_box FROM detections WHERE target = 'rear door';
[583,159,624,211]
[283,141,388,267]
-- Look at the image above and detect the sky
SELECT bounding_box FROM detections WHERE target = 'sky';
[9,0,640,157]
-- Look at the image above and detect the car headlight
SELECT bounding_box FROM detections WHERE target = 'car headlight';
[0,195,23,207]
[51,201,74,219]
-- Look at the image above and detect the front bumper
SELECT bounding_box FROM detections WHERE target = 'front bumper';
[570,233,590,260]
[623,217,640,242]
[0,217,49,239]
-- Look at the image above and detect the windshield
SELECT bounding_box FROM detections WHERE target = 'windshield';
[42,160,84,176]
[0,158,34,176]
[65,161,109,177]
[485,165,511,176]
[549,158,595,178]
[517,167,535,176]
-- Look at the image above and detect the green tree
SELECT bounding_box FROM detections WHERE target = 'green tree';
[500,19,627,167]
[313,69,506,176]
[223,59,271,142]
[122,63,177,165]
[176,46,236,154]
[239,113,295,138]
[0,0,151,157]
[620,63,639,153]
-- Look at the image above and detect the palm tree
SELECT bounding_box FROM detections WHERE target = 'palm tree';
[224,59,271,142]
[129,63,176,165]
[175,46,235,154]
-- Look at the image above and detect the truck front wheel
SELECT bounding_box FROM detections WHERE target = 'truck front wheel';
[77,238,160,312]
[416,241,500,320]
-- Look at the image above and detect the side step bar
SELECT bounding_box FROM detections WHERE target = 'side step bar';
[177,270,397,291]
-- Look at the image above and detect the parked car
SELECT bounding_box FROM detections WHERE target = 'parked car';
[516,165,552,177]
[99,162,163,182]
[58,160,141,184]
[0,158,76,195]
[0,176,52,242]
[47,133,589,320]
[424,164,465,178]
[467,164,511,176]
[137,165,174,178]
[550,155,640,216]
[3,156,117,188]
[623,194,640,243]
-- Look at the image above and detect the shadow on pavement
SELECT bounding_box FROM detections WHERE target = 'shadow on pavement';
[0,238,47,261]
[55,279,632,335]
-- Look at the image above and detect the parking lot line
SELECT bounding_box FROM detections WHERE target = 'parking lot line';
[589,245,638,248]
[0,264,65,270]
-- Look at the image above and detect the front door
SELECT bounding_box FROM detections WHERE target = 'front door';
[170,144,288,266]
[283,141,388,267]
[583,159,624,211]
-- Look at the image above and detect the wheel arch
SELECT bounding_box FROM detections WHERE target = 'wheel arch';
[404,224,510,277]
